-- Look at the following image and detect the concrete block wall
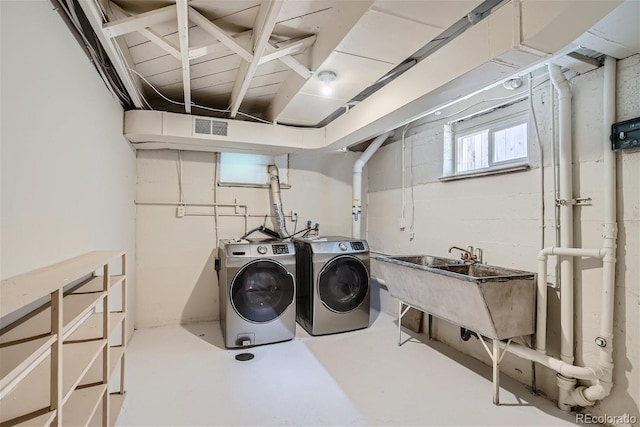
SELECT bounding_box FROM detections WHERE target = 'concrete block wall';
[367,55,639,420]
[135,150,357,328]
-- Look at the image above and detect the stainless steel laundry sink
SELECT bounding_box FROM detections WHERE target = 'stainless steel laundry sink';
[372,254,536,339]
[383,255,463,267]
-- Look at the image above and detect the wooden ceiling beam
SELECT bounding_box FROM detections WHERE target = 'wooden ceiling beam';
[102,4,177,38]
[176,0,191,113]
[228,0,285,118]
[188,7,253,63]
[259,35,316,65]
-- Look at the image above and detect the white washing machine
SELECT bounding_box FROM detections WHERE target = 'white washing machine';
[294,236,370,336]
[217,239,296,348]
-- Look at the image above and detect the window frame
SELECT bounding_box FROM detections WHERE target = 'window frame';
[217,152,291,188]
[444,110,529,179]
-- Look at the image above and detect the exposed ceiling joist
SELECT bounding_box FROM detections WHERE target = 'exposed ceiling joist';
[107,2,181,61]
[266,0,374,122]
[189,30,253,61]
[139,28,181,60]
[77,0,145,108]
[278,55,312,79]
[228,0,285,118]
[260,35,317,65]
[188,6,253,62]
[176,0,191,113]
[102,4,177,38]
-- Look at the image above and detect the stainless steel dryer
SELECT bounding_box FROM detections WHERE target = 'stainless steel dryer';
[217,239,296,348]
[294,236,370,335]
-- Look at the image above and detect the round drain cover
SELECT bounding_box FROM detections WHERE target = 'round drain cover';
[235,353,255,362]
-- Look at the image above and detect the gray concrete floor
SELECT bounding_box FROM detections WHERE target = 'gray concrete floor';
[116,312,578,426]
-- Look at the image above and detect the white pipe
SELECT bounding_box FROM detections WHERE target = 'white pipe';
[548,64,574,366]
[213,153,220,246]
[536,246,605,353]
[353,131,393,238]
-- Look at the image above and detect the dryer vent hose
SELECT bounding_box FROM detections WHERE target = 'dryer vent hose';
[268,165,289,238]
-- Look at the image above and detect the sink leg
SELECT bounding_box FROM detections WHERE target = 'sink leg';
[398,301,403,346]
[493,339,500,405]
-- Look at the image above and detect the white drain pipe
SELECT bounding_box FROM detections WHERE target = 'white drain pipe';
[353,131,393,238]
[521,57,618,411]
[548,64,575,368]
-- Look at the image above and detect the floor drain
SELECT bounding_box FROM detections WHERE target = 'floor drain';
[235,353,254,361]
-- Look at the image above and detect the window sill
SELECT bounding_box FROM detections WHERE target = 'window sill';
[218,182,291,189]
[439,163,530,182]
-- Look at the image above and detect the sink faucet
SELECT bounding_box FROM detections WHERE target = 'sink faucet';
[448,246,478,264]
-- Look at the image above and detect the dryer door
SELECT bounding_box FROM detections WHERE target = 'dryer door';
[231,260,295,323]
[318,255,369,313]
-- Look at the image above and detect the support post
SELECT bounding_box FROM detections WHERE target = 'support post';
[493,339,500,405]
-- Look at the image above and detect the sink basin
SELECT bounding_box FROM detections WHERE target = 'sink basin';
[432,264,534,279]
[372,254,536,339]
[386,255,463,267]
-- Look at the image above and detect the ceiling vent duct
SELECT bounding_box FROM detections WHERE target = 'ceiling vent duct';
[194,118,228,136]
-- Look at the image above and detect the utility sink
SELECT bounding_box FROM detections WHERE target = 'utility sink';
[372,254,536,339]
[387,255,464,267]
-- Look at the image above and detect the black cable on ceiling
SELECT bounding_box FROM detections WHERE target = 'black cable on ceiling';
[49,0,134,109]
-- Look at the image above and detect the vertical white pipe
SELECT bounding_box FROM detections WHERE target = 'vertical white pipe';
[548,64,574,365]
[353,131,393,238]
[536,255,548,352]
[599,55,617,369]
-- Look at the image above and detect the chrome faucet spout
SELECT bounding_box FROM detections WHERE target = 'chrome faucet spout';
[448,246,478,264]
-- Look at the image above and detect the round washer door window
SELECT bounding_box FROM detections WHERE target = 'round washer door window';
[231,260,294,323]
[318,256,369,313]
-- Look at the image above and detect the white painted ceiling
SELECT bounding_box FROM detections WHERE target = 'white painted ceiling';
[85,0,638,140]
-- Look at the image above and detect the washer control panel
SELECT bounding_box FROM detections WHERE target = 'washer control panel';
[272,244,289,255]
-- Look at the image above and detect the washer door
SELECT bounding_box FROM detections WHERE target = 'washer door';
[318,255,369,313]
[231,260,295,323]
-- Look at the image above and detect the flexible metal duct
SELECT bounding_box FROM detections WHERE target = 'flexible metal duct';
[268,165,289,238]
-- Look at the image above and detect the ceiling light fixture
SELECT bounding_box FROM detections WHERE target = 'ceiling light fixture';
[318,70,337,96]
[502,77,523,90]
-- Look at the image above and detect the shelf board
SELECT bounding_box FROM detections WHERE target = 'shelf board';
[11,409,57,427]
[66,312,125,343]
[0,334,56,398]
[109,393,126,427]
[0,339,106,423]
[0,353,49,424]
[71,275,125,294]
[1,251,125,315]
[1,292,106,344]
[80,346,125,387]
[63,384,107,427]
[62,340,107,402]
[88,392,126,427]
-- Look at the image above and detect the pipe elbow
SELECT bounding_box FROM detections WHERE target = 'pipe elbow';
[548,65,571,97]
[268,164,279,176]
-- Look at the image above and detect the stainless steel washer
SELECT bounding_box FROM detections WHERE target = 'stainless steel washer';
[217,239,296,348]
[294,236,370,335]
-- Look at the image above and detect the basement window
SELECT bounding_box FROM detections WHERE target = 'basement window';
[442,111,529,180]
[218,153,289,187]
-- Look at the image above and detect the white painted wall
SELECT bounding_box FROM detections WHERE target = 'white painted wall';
[0,1,136,336]
[367,55,639,420]
[135,150,356,328]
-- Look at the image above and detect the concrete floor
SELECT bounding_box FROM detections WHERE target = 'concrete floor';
[116,313,578,426]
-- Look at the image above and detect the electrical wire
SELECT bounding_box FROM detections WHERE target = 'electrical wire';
[129,68,276,124]
[529,73,545,250]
